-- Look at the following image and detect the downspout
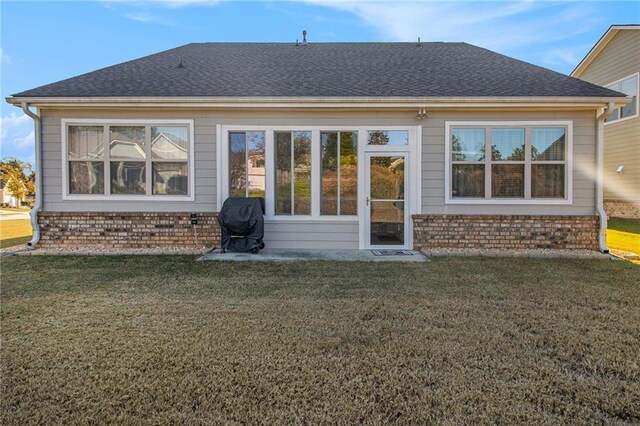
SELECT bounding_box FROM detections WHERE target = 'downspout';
[595,101,615,253]
[21,102,42,246]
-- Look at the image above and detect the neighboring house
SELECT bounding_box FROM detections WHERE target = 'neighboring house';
[6,40,629,252]
[571,25,640,219]
[0,179,25,208]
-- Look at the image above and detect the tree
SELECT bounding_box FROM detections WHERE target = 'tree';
[4,169,28,207]
[1,157,35,197]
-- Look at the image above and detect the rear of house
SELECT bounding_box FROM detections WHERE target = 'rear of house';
[6,41,629,252]
[572,25,640,219]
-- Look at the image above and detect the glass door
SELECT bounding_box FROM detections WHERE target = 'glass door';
[365,153,408,248]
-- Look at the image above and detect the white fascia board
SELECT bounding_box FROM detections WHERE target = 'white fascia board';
[6,96,631,109]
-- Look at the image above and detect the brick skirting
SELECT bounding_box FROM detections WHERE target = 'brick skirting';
[412,215,599,250]
[37,212,220,250]
[605,200,640,219]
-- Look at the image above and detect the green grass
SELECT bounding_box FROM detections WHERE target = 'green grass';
[0,219,32,249]
[607,218,640,264]
[2,256,639,424]
[609,218,640,235]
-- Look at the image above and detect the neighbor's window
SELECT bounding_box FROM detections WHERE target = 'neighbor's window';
[229,131,265,198]
[66,122,191,197]
[321,131,358,215]
[449,124,568,201]
[275,131,312,215]
[367,130,408,146]
[605,74,638,122]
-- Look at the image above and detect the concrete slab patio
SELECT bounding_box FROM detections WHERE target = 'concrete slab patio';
[198,248,428,262]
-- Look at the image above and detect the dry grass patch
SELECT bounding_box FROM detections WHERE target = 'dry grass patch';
[2,256,639,424]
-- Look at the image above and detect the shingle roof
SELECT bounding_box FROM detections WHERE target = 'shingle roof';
[11,42,626,98]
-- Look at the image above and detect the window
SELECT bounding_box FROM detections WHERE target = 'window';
[68,126,105,194]
[64,120,192,199]
[367,130,408,146]
[274,131,312,215]
[531,128,566,198]
[321,131,358,215]
[229,131,265,198]
[451,129,485,197]
[219,126,418,220]
[447,122,570,203]
[605,74,639,123]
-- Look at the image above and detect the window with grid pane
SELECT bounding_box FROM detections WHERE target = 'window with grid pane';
[449,124,568,201]
[66,122,191,197]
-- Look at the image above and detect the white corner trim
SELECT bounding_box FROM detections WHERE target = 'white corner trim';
[61,118,195,201]
[215,124,222,210]
[444,120,574,205]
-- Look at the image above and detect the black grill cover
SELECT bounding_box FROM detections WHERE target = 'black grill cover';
[217,197,265,252]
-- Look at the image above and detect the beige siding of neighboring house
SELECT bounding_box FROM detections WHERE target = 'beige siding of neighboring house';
[575,30,640,215]
[40,108,597,249]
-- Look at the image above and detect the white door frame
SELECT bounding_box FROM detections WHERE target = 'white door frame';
[358,126,421,249]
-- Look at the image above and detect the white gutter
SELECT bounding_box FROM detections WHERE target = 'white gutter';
[21,102,42,246]
[5,96,631,109]
[595,101,615,253]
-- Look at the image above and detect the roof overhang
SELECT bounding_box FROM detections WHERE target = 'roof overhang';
[572,25,640,77]
[5,96,631,110]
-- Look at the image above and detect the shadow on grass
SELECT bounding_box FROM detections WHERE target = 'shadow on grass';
[0,235,31,249]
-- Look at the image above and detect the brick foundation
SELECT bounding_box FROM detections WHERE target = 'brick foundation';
[412,215,599,251]
[37,212,220,250]
[605,200,640,219]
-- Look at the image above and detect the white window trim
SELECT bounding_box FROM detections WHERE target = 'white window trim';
[61,119,195,201]
[604,72,639,126]
[444,121,573,205]
[217,125,421,226]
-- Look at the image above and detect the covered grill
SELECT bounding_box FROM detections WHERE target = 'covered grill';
[217,197,265,253]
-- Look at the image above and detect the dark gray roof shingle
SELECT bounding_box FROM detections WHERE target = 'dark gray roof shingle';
[12,42,625,98]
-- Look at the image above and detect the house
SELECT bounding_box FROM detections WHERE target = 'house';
[571,25,640,219]
[0,179,25,208]
[6,39,630,252]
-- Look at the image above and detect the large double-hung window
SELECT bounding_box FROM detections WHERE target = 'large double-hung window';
[446,122,571,203]
[63,120,193,199]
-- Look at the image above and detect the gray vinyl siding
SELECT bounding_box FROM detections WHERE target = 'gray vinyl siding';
[40,107,598,249]
[264,220,359,249]
[575,30,640,203]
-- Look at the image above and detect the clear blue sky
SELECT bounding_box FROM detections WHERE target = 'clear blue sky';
[1,0,639,165]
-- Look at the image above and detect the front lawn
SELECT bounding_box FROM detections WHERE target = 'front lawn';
[0,219,32,249]
[2,257,638,424]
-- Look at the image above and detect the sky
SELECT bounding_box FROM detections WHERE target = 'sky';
[1,0,639,166]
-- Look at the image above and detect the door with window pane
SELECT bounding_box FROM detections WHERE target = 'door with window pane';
[365,153,408,248]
